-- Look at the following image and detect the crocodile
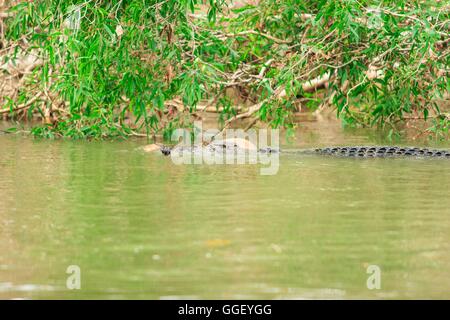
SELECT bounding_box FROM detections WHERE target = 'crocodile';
[153,142,450,159]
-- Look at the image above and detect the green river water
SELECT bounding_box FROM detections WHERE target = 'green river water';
[1,123,450,299]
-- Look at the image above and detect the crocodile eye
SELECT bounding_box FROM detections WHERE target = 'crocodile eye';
[162,148,171,156]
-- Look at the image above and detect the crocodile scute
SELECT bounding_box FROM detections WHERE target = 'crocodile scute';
[314,146,450,158]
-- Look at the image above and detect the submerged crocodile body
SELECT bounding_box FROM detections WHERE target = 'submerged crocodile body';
[159,143,450,159]
[313,146,450,158]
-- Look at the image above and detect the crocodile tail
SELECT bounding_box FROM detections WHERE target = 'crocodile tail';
[314,146,450,158]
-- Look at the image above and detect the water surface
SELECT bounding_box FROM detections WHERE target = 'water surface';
[1,125,450,299]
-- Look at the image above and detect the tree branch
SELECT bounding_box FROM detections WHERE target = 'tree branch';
[0,92,43,114]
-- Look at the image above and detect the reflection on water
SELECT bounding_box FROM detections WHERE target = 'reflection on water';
[1,123,450,299]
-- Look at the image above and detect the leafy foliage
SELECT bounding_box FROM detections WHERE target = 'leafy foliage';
[1,0,449,139]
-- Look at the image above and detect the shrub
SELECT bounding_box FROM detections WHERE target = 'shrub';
[0,0,448,139]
